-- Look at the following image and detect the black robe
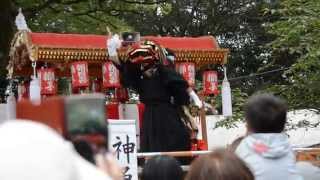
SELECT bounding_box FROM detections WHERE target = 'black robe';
[118,62,191,152]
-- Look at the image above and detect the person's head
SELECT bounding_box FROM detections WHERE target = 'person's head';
[245,93,287,133]
[141,155,183,180]
[72,139,95,164]
[185,149,254,180]
[0,120,110,180]
[229,136,245,152]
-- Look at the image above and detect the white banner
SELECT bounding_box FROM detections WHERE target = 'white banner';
[108,120,138,180]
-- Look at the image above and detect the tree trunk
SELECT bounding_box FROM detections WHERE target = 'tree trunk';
[0,0,15,75]
[0,0,15,100]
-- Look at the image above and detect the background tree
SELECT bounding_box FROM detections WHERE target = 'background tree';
[124,0,280,118]
[265,0,320,111]
[0,0,166,101]
[124,0,279,92]
[0,0,14,100]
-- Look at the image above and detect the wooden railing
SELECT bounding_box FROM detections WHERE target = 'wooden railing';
[137,148,320,166]
[295,148,320,166]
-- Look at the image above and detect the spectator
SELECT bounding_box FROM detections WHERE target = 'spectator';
[141,155,183,180]
[185,148,254,180]
[229,136,245,152]
[73,139,95,164]
[296,161,320,180]
[0,120,114,180]
[235,94,302,180]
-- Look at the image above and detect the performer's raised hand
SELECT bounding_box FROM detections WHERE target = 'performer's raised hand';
[106,28,122,65]
[187,88,203,108]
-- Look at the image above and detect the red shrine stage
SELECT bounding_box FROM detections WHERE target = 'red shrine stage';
[9,30,229,151]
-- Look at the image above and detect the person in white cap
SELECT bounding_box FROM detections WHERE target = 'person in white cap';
[0,120,121,180]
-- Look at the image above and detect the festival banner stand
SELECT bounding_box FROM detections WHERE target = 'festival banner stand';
[108,120,138,180]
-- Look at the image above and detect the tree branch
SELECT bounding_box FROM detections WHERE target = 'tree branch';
[24,0,59,18]
[23,0,91,18]
[48,6,62,14]
[72,9,98,16]
[86,14,117,29]
[120,0,167,5]
[62,0,89,5]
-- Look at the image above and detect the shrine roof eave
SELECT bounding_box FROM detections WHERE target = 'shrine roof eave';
[29,32,220,50]
[8,31,229,77]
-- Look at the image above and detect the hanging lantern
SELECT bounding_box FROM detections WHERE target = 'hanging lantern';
[38,68,57,95]
[203,71,219,95]
[102,62,120,88]
[70,61,89,88]
[176,62,195,87]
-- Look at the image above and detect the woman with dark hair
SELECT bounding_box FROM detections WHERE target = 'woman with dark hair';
[72,139,95,164]
[185,149,254,180]
[141,155,184,180]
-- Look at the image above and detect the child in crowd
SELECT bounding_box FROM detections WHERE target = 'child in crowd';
[235,94,303,180]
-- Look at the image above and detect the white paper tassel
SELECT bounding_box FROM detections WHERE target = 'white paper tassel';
[29,76,41,102]
[6,94,16,120]
[222,66,232,116]
[15,8,30,31]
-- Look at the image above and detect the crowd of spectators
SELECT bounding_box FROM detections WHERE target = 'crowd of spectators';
[0,94,319,180]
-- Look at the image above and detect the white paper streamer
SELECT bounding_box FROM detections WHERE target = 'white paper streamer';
[6,94,16,120]
[222,66,232,116]
[15,8,30,31]
[29,76,41,102]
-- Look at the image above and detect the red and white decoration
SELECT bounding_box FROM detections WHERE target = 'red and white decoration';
[106,103,145,150]
[102,62,120,88]
[115,87,129,103]
[91,79,102,93]
[176,62,195,87]
[18,82,29,101]
[38,68,57,95]
[71,61,89,88]
[203,71,219,95]
[191,115,208,151]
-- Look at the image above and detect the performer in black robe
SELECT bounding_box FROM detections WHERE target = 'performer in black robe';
[121,62,191,152]
[108,39,200,153]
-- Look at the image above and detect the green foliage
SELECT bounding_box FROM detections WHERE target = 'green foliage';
[198,79,248,127]
[0,0,163,98]
[14,0,150,33]
[213,87,248,128]
[266,0,320,111]
[124,0,278,121]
